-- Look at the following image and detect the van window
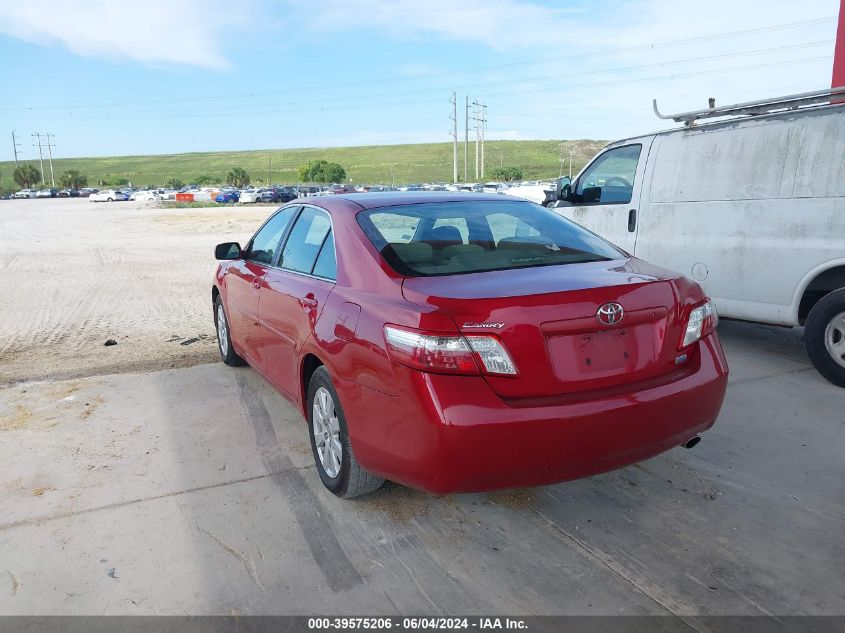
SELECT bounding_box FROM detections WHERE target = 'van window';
[574,144,640,205]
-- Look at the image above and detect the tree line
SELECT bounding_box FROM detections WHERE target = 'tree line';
[7,159,524,192]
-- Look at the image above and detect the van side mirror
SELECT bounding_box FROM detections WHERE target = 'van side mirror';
[215,242,242,260]
[557,176,572,201]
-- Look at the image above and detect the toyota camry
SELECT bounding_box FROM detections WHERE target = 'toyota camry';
[213,193,728,498]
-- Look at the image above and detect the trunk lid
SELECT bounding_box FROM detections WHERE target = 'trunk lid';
[401,259,693,398]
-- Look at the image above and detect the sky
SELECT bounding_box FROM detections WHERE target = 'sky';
[0,0,840,160]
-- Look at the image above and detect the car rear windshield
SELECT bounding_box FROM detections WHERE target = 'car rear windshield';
[357,200,624,277]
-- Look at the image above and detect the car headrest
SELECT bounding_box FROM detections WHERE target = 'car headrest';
[421,225,463,245]
[386,242,434,265]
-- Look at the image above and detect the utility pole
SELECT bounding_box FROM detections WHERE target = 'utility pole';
[472,101,487,180]
[11,130,21,166]
[464,96,469,183]
[31,133,45,184]
[449,91,458,184]
[480,101,486,180]
[45,133,56,187]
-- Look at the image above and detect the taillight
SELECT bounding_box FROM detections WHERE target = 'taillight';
[680,301,718,348]
[384,326,517,376]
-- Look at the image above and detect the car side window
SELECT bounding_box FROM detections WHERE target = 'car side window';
[281,207,332,274]
[574,144,641,205]
[367,213,420,244]
[246,206,298,265]
[312,231,336,280]
[485,212,541,245]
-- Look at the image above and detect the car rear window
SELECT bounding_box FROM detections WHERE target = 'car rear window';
[357,200,623,277]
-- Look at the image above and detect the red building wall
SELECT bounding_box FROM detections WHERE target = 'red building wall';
[834,0,845,88]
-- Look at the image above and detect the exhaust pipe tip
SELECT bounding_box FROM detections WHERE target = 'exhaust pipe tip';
[682,435,701,450]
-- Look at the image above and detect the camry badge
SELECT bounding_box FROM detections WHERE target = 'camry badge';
[462,322,505,329]
[596,303,624,326]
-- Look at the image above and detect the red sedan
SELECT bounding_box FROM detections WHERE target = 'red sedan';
[213,193,728,497]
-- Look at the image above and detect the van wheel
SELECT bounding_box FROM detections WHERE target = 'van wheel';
[307,367,385,498]
[805,289,845,388]
[214,296,246,367]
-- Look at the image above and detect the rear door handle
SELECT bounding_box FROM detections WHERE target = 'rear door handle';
[301,296,319,310]
[627,208,637,233]
[252,279,261,289]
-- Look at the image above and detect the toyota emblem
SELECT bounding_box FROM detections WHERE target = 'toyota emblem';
[597,302,624,326]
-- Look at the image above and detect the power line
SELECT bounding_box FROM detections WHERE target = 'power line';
[46,40,833,118]
[59,53,831,122]
[1,16,835,113]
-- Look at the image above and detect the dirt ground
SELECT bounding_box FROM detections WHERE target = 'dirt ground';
[0,198,274,385]
[1,196,843,618]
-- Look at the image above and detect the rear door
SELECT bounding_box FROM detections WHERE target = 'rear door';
[225,206,298,359]
[556,139,653,254]
[258,206,336,398]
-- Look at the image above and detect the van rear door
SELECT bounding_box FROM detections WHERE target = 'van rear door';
[555,138,654,255]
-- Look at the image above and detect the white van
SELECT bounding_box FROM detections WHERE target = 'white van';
[551,88,845,387]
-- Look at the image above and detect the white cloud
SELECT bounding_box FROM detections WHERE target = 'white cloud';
[288,0,578,51]
[0,0,252,70]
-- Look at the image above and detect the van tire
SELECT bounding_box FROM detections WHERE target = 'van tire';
[307,367,385,498]
[805,288,845,388]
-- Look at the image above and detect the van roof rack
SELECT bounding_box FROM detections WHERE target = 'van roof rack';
[652,86,845,127]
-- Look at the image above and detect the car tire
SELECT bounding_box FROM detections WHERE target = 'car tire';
[805,288,845,388]
[307,367,385,498]
[214,296,246,367]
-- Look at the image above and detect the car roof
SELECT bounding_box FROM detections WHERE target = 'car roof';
[310,191,526,212]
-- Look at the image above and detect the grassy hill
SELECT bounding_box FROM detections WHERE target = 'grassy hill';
[0,139,607,191]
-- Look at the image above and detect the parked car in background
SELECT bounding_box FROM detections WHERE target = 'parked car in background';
[36,188,59,198]
[551,88,845,387]
[14,189,38,199]
[215,191,240,203]
[482,182,509,194]
[212,192,728,498]
[57,189,80,198]
[130,190,161,202]
[503,181,558,206]
[275,186,299,202]
[238,188,263,204]
[78,188,99,198]
[89,189,128,202]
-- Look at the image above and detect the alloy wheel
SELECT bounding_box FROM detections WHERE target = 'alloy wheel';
[312,386,342,478]
[217,303,229,355]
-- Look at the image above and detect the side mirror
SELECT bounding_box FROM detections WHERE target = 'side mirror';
[215,242,242,260]
[557,176,572,201]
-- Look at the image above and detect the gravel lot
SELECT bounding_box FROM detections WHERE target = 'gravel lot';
[0,198,272,385]
[0,197,843,617]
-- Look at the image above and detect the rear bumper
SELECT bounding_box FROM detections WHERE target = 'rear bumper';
[336,334,729,494]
